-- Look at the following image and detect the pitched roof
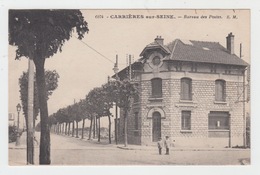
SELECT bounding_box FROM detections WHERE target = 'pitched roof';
[140,40,171,56]
[164,39,248,66]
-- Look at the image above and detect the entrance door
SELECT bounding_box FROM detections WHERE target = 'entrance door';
[152,112,161,142]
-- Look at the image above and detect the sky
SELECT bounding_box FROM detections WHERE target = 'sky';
[8,10,250,119]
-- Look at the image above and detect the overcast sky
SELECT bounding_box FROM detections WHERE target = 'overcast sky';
[8,10,250,123]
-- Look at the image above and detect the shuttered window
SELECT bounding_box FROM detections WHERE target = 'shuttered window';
[215,80,226,101]
[181,78,192,100]
[181,111,191,130]
[151,78,162,98]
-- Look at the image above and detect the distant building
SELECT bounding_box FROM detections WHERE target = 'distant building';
[8,113,15,126]
[117,33,249,148]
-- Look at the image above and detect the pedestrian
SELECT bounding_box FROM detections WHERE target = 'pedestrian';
[164,136,170,155]
[157,137,163,155]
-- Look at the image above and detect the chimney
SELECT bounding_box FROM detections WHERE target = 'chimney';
[155,36,164,45]
[226,32,234,54]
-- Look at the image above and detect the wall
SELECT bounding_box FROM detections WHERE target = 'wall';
[135,61,245,147]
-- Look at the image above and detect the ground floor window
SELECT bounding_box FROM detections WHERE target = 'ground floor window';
[181,111,191,130]
[208,111,229,130]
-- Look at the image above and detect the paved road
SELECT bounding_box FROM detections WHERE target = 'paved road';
[9,132,250,165]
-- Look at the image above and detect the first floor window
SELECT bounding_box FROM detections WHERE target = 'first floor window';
[215,80,226,101]
[181,78,192,100]
[208,112,229,130]
[151,78,162,98]
[181,111,191,130]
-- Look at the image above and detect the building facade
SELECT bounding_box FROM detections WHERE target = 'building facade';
[117,33,248,148]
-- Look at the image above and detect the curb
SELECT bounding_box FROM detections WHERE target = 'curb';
[116,146,250,151]
[117,146,136,150]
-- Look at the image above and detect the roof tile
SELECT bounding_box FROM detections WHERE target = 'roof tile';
[165,39,248,66]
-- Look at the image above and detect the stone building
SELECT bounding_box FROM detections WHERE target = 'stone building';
[117,33,249,148]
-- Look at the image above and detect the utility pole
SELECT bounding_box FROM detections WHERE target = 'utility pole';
[113,55,119,144]
[27,58,34,164]
[240,43,246,148]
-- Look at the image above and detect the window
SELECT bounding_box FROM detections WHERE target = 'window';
[181,78,192,100]
[210,64,217,73]
[225,65,231,74]
[134,112,138,130]
[191,63,197,72]
[152,56,161,66]
[215,80,226,101]
[176,62,183,71]
[208,112,229,130]
[151,78,162,98]
[181,111,191,130]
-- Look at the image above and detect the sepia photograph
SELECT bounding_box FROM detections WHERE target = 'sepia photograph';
[7,9,251,166]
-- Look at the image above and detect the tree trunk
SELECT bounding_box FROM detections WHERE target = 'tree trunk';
[93,115,96,139]
[81,118,85,139]
[58,124,61,134]
[108,115,111,144]
[115,104,118,145]
[65,122,68,135]
[76,121,79,138]
[88,117,93,140]
[98,117,101,142]
[62,123,65,135]
[72,121,75,137]
[56,124,58,134]
[124,109,128,147]
[96,117,98,138]
[68,122,71,136]
[34,58,51,164]
[96,117,100,142]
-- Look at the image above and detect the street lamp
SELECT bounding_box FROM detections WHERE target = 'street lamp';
[16,103,21,146]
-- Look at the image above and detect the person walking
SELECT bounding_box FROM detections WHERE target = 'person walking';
[164,136,170,155]
[157,137,163,155]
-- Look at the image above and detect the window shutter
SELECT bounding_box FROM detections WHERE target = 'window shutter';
[215,80,225,101]
[152,78,162,98]
[181,78,192,100]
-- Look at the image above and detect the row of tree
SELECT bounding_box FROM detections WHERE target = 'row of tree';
[48,79,139,146]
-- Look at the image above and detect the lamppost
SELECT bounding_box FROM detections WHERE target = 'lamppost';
[16,103,21,146]
[113,55,119,144]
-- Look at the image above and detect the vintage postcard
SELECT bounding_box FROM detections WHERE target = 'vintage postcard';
[7,9,250,167]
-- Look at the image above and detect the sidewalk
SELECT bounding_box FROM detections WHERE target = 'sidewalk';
[9,131,39,150]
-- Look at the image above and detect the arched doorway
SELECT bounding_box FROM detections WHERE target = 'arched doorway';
[152,111,161,142]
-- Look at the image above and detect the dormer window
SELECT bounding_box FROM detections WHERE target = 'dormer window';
[148,52,163,69]
[152,56,161,66]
